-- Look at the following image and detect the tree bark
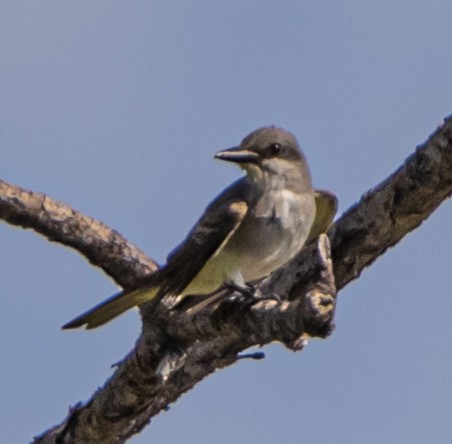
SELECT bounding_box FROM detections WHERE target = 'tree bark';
[1,117,451,443]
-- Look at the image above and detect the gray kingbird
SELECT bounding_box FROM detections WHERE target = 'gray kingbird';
[63,127,316,329]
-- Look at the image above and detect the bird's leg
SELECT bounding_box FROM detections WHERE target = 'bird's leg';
[224,281,255,297]
[185,281,283,315]
[225,281,282,302]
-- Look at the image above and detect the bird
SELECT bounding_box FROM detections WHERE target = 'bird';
[63,126,317,329]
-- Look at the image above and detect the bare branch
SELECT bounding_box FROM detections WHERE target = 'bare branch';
[331,117,452,289]
[1,117,450,443]
[0,181,157,288]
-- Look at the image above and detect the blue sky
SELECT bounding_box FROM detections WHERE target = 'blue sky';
[1,2,451,443]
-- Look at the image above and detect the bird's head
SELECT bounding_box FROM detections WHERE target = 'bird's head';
[215,127,312,189]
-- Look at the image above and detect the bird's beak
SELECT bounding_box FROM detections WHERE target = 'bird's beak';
[215,146,259,164]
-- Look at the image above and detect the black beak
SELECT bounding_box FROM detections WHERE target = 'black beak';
[215,146,259,164]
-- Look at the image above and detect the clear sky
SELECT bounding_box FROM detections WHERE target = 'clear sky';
[1,2,451,443]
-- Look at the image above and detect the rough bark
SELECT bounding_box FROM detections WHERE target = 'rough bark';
[1,117,451,443]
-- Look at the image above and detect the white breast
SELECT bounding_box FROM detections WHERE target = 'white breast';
[260,189,314,267]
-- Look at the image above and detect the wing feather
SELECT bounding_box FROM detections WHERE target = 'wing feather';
[151,178,251,297]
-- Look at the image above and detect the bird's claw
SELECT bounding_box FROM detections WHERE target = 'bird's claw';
[225,281,255,297]
[225,282,282,304]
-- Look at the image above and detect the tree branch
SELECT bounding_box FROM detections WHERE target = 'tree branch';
[331,117,452,289]
[1,117,450,443]
[0,182,158,288]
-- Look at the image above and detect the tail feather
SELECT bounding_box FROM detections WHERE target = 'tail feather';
[62,286,158,330]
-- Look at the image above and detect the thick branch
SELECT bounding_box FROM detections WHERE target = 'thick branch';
[331,118,452,289]
[1,117,450,443]
[35,234,336,444]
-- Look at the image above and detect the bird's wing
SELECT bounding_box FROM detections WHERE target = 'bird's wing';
[307,189,338,241]
[152,178,250,296]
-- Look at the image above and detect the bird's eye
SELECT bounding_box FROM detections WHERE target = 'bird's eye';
[269,143,281,156]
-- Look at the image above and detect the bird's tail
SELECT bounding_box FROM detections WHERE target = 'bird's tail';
[62,285,158,330]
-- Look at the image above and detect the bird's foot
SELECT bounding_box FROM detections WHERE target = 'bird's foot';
[225,281,255,298]
[225,282,282,303]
